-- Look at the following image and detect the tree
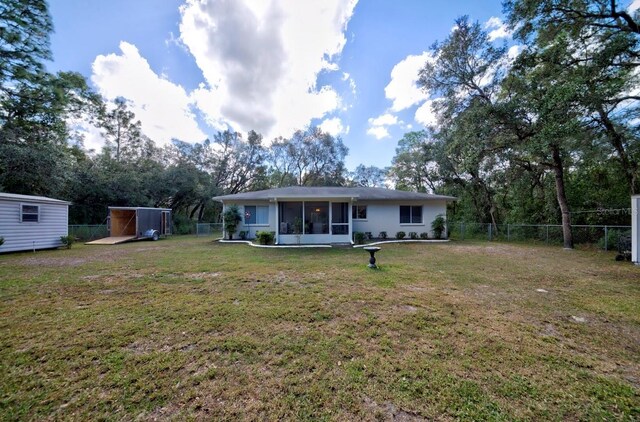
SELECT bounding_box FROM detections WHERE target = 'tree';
[99,97,142,162]
[348,164,388,188]
[265,127,349,186]
[506,0,640,194]
[504,0,640,40]
[0,71,101,196]
[416,17,511,228]
[0,0,52,89]
[389,131,440,193]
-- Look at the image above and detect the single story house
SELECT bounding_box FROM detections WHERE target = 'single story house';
[213,186,455,245]
[0,192,71,253]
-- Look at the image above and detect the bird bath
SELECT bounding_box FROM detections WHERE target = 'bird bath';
[363,246,381,269]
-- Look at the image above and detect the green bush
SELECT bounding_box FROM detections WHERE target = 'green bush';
[432,214,446,239]
[598,230,629,251]
[223,205,242,239]
[396,231,406,239]
[409,232,418,239]
[60,235,75,249]
[365,232,373,240]
[353,232,366,244]
[419,232,429,239]
[379,231,387,239]
[0,236,4,246]
[256,231,274,245]
[239,231,247,240]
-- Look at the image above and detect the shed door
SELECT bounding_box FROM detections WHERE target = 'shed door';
[161,211,171,235]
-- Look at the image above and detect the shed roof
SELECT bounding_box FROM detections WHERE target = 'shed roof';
[0,192,71,205]
[212,186,456,202]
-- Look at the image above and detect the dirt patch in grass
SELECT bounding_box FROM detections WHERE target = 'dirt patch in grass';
[362,396,426,421]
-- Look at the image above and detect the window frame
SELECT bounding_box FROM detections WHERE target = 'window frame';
[352,205,367,220]
[244,205,269,225]
[399,205,423,225]
[20,203,40,223]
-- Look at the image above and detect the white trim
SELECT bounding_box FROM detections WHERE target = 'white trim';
[20,203,40,223]
[352,239,450,248]
[219,239,331,248]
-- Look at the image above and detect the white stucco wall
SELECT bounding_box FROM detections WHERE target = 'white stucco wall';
[223,201,277,239]
[222,198,449,243]
[352,200,448,238]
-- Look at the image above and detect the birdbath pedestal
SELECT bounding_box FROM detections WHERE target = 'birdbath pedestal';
[363,247,381,269]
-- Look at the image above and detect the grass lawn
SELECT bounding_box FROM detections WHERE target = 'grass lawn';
[1,236,639,420]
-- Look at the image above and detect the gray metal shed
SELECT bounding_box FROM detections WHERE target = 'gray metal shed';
[0,192,70,253]
[88,207,172,245]
[108,207,172,238]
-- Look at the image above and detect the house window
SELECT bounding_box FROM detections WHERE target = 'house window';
[400,205,422,224]
[352,205,367,220]
[244,205,269,225]
[21,204,40,223]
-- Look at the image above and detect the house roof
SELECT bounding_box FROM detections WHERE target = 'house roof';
[0,192,71,205]
[212,186,456,202]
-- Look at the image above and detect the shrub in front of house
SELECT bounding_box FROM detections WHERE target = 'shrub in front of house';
[365,232,373,240]
[223,205,242,239]
[431,214,446,239]
[396,231,406,239]
[354,232,366,244]
[256,231,274,245]
[239,231,247,240]
[419,232,429,239]
[379,231,387,239]
[409,232,418,239]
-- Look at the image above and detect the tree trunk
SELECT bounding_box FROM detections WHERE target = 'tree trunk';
[551,145,573,249]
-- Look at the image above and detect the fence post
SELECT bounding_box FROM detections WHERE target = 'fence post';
[460,222,464,240]
[546,225,549,244]
[604,225,608,251]
[507,224,510,241]
[488,223,492,241]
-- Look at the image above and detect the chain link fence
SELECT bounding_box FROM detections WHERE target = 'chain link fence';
[449,222,631,251]
[68,225,108,241]
[68,222,223,240]
[196,223,223,237]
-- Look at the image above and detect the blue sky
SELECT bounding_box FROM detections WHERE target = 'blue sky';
[48,0,508,170]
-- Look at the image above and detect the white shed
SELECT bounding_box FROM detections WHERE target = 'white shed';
[632,195,640,264]
[0,193,70,253]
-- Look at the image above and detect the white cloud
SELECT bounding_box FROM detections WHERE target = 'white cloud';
[629,0,640,13]
[68,117,104,153]
[178,0,358,140]
[507,44,523,60]
[366,125,390,140]
[384,51,433,112]
[92,42,207,146]
[414,100,437,127]
[369,113,398,127]
[319,116,349,136]
[484,16,511,41]
[367,113,401,139]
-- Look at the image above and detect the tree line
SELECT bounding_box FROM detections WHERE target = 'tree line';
[1,0,638,246]
[390,0,639,248]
